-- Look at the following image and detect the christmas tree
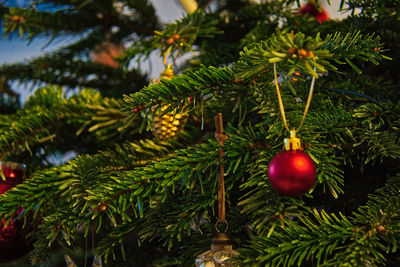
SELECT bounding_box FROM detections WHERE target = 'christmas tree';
[0,0,399,266]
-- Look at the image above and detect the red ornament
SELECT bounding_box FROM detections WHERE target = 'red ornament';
[268,150,317,197]
[0,163,24,194]
[299,2,329,23]
[91,41,125,68]
[0,162,31,263]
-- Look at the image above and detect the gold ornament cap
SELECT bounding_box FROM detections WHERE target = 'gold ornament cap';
[211,232,233,252]
[283,130,302,151]
[160,64,174,80]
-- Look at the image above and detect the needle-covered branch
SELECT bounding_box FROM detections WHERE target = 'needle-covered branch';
[235,31,389,79]
[122,10,221,64]
[0,86,141,162]
[123,65,235,110]
[2,0,158,39]
[239,174,400,266]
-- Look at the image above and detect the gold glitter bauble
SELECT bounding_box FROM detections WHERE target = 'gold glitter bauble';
[195,233,239,267]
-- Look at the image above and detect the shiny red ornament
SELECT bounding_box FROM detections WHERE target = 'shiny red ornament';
[0,163,24,194]
[299,2,329,23]
[268,150,317,197]
[0,162,31,263]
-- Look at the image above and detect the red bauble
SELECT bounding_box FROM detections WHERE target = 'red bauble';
[268,150,317,197]
[0,209,30,263]
[299,2,330,23]
[91,41,124,68]
[0,162,31,263]
[0,163,24,194]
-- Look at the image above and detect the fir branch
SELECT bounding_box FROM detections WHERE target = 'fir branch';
[239,174,400,266]
[0,138,188,263]
[3,6,100,37]
[0,27,149,96]
[0,132,250,262]
[343,0,400,19]
[2,0,158,39]
[235,31,388,79]
[353,102,400,164]
[122,10,221,64]
[123,65,235,109]
[0,86,138,160]
[0,57,148,97]
[0,1,400,265]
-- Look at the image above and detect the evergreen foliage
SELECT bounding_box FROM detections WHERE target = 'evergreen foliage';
[0,0,399,266]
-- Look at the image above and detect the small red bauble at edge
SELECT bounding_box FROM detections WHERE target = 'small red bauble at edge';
[268,131,317,197]
[0,162,31,263]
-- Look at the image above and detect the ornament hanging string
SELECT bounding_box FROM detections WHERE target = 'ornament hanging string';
[214,113,228,231]
[273,63,317,134]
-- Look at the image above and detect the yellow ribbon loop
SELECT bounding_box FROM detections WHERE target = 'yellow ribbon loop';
[273,63,317,134]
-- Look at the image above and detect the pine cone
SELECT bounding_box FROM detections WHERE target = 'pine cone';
[151,107,188,140]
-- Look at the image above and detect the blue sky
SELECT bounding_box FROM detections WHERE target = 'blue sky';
[0,0,74,63]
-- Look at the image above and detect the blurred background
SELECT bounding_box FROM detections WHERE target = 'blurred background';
[0,0,351,88]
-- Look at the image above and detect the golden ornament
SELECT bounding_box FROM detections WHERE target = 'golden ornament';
[195,232,239,267]
[151,65,188,141]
